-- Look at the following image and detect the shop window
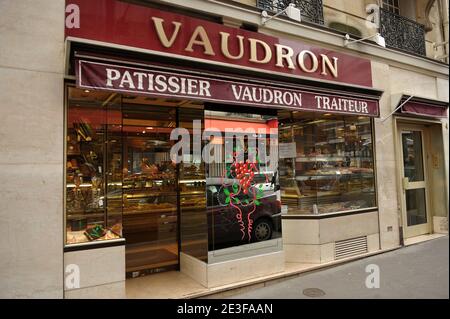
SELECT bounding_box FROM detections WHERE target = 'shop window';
[278,111,376,215]
[205,109,282,260]
[65,87,123,245]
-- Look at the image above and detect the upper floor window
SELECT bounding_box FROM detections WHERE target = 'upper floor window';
[383,0,400,15]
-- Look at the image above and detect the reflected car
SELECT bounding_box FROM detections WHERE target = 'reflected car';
[206,184,281,250]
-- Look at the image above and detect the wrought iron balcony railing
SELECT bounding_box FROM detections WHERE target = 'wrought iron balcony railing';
[379,7,426,56]
[256,0,324,25]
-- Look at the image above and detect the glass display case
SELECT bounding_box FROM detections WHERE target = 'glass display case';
[278,111,376,215]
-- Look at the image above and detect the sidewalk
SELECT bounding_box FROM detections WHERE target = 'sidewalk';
[121,236,421,298]
[124,234,447,299]
[220,235,449,299]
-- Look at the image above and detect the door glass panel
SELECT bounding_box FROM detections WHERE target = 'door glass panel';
[105,95,123,238]
[401,131,424,182]
[405,188,427,226]
[122,104,178,275]
[178,106,208,262]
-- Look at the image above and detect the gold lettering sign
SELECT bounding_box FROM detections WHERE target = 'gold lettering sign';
[321,54,339,77]
[297,50,319,73]
[249,38,272,64]
[150,17,341,79]
[185,26,215,56]
[220,32,245,60]
[151,17,181,48]
[275,44,295,70]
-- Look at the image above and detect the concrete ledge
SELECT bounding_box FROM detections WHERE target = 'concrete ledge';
[187,246,399,299]
[207,250,285,288]
[404,234,447,247]
[181,250,285,288]
[180,252,208,287]
[64,245,125,291]
[65,281,126,299]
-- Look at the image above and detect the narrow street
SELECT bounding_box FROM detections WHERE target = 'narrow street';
[227,236,449,299]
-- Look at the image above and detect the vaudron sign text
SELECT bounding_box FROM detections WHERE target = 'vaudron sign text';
[66,0,373,87]
[76,60,379,117]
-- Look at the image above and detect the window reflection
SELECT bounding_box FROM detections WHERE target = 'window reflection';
[401,131,424,182]
[406,188,427,226]
[205,110,282,253]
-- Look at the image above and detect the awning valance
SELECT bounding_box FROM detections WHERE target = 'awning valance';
[74,55,382,118]
[393,94,448,118]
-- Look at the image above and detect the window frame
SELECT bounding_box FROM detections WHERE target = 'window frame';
[382,0,401,15]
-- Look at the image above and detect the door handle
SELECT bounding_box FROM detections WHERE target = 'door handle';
[402,177,409,190]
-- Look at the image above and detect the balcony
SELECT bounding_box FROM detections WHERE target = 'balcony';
[379,7,426,56]
[256,0,324,25]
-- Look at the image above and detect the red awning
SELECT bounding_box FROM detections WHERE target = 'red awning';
[395,95,448,118]
[73,53,383,118]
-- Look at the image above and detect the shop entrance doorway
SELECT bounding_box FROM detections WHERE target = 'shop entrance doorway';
[397,123,431,239]
[121,96,206,277]
[122,102,179,276]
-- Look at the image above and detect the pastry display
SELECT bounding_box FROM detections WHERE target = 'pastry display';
[279,115,376,215]
[110,223,123,236]
[124,202,176,215]
[66,109,123,245]
[84,224,106,240]
[181,164,205,179]
[66,226,121,244]
[180,196,206,207]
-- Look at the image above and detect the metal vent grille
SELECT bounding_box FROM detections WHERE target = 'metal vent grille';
[334,236,368,260]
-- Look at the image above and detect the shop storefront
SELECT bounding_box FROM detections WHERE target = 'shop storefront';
[63,0,386,290]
